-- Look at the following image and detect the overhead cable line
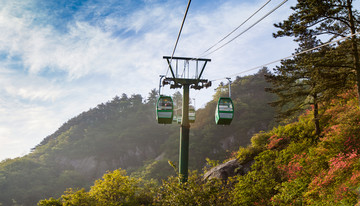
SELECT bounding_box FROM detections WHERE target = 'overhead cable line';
[165,0,192,77]
[199,0,272,57]
[200,0,288,58]
[210,31,360,82]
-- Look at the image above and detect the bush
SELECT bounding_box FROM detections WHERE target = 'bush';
[38,169,154,206]
[154,171,233,206]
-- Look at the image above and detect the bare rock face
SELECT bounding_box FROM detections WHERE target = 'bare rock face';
[203,159,254,181]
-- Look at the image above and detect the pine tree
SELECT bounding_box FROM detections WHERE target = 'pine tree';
[273,0,360,104]
[266,35,352,136]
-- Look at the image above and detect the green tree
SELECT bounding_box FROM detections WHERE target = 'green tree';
[146,88,158,106]
[154,171,232,206]
[39,169,154,206]
[273,0,360,104]
[172,91,183,119]
[38,197,65,206]
[266,36,352,136]
[230,150,282,205]
[118,93,130,112]
[172,91,182,109]
[61,188,95,206]
[88,169,152,206]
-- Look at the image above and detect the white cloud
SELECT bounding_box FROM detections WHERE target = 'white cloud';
[0,99,63,160]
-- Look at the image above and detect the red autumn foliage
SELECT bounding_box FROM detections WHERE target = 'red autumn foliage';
[267,135,289,150]
[278,153,307,181]
[308,151,358,197]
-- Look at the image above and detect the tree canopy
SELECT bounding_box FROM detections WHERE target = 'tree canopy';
[273,0,360,104]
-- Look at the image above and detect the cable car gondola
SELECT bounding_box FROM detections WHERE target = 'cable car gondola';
[156,95,174,124]
[215,77,234,125]
[215,97,234,125]
[189,106,196,123]
[177,116,182,124]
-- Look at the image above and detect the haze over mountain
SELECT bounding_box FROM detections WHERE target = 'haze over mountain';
[0,69,276,205]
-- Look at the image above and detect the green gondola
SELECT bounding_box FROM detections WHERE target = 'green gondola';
[215,97,234,125]
[189,106,196,123]
[156,95,173,124]
[177,116,182,124]
[172,112,181,124]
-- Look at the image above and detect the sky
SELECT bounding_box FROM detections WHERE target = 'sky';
[0,0,300,161]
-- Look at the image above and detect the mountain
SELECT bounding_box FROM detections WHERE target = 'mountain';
[39,85,360,206]
[0,68,277,206]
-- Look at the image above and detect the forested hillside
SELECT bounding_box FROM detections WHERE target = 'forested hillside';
[39,87,360,205]
[0,69,276,206]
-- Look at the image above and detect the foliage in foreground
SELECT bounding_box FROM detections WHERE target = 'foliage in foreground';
[38,169,154,206]
[38,169,233,206]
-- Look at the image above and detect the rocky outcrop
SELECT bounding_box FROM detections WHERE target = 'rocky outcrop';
[203,159,254,181]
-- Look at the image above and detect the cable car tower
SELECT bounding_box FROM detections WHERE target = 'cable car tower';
[162,56,211,183]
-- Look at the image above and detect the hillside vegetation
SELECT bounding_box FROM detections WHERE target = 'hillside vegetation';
[0,69,276,206]
[39,87,360,206]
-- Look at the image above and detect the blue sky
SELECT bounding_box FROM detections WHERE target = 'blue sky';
[0,0,299,160]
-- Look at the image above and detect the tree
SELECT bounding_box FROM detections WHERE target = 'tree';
[273,0,360,104]
[129,94,143,108]
[172,91,183,118]
[146,88,158,106]
[266,35,352,136]
[172,91,182,109]
[230,150,282,205]
[116,93,130,112]
[88,169,151,206]
[154,171,233,205]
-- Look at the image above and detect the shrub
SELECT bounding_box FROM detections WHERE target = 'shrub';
[154,171,233,206]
